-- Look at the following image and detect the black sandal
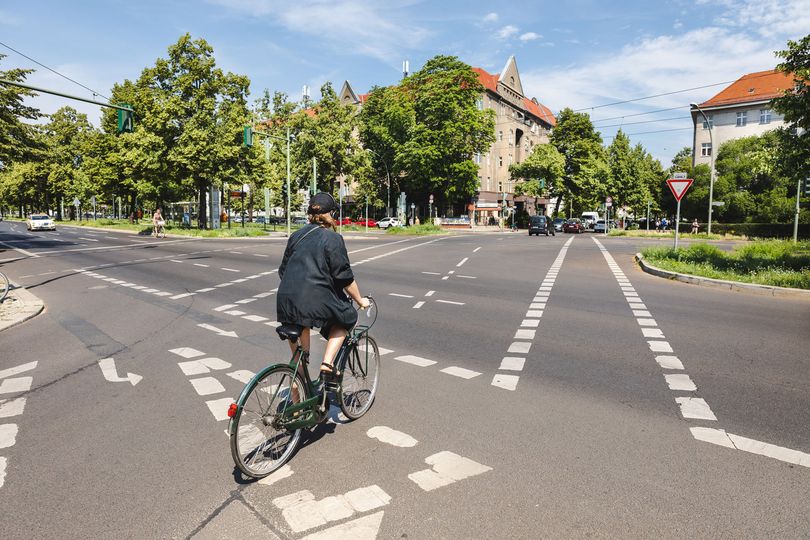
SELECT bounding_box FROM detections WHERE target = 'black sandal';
[320,362,336,377]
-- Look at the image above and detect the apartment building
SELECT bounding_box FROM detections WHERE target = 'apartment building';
[691,69,794,167]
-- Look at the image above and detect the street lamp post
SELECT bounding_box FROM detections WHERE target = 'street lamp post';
[691,102,716,235]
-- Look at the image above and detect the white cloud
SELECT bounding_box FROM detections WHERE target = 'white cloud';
[519,32,541,42]
[483,12,498,23]
[719,0,810,39]
[496,25,519,40]
[207,0,430,63]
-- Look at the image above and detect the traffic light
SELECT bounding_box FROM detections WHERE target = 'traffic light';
[243,126,253,147]
[116,105,133,134]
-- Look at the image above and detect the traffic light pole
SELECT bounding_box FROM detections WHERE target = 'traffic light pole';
[0,79,134,113]
[794,177,802,243]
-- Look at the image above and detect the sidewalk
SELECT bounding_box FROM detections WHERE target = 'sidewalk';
[0,284,44,332]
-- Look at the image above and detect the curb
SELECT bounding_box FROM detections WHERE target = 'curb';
[634,253,810,298]
[0,283,45,332]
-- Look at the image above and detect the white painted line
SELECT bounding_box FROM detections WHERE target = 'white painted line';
[153,291,173,297]
[530,303,546,309]
[514,329,535,340]
[421,271,441,275]
[231,278,248,283]
[0,361,37,380]
[676,397,717,420]
[257,464,294,486]
[456,257,469,267]
[633,310,652,318]
[441,276,449,280]
[170,292,196,300]
[457,275,476,279]
[226,370,255,383]
[221,267,240,272]
[170,259,184,263]
[628,303,647,310]
[243,315,269,322]
[436,299,465,305]
[357,343,393,356]
[508,342,531,354]
[189,377,226,396]
[525,310,543,318]
[408,451,492,492]
[656,355,684,370]
[367,426,418,447]
[265,321,281,327]
[195,287,215,292]
[641,328,665,338]
[690,428,810,468]
[535,291,550,297]
[194,263,209,268]
[224,310,247,316]
[142,288,159,293]
[229,251,243,255]
[413,301,425,309]
[78,237,99,242]
[521,319,540,328]
[177,361,210,376]
[637,318,657,326]
[648,340,674,353]
[664,373,697,391]
[259,271,276,275]
[169,347,205,359]
[205,398,233,421]
[473,247,481,252]
[440,366,481,379]
[235,298,257,304]
[0,377,33,394]
[253,292,274,298]
[103,278,117,282]
[424,290,435,297]
[623,292,639,297]
[130,285,147,290]
[245,274,262,279]
[538,286,552,291]
[214,304,238,312]
[499,357,525,371]
[0,397,26,418]
[389,293,414,298]
[394,355,436,367]
[0,423,19,449]
[252,254,269,258]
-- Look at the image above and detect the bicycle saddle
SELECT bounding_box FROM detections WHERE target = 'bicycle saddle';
[276,324,303,341]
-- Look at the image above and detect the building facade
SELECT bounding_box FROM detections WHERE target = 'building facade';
[339,56,557,223]
[691,69,794,167]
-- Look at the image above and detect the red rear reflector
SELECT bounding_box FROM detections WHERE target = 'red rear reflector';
[227,403,238,418]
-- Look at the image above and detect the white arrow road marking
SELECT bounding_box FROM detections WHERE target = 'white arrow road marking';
[197,323,238,338]
[0,361,37,380]
[98,358,142,386]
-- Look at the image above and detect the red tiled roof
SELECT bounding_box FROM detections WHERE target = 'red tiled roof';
[473,66,556,127]
[358,93,369,104]
[700,69,795,108]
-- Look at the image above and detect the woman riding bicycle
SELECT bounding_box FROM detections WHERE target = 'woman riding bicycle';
[277,192,370,378]
[152,207,165,237]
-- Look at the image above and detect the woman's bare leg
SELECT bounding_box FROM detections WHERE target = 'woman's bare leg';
[287,328,310,401]
[321,326,348,373]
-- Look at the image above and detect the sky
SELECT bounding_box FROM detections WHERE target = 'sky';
[1,0,808,165]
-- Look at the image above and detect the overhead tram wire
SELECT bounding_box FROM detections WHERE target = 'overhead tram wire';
[0,40,110,101]
[602,126,693,140]
[595,115,692,128]
[590,105,690,124]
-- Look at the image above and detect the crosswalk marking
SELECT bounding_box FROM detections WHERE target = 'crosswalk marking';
[408,451,491,492]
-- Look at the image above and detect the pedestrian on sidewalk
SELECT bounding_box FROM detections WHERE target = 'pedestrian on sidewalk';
[691,218,700,234]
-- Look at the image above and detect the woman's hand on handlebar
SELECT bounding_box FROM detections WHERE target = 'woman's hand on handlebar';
[357,296,371,310]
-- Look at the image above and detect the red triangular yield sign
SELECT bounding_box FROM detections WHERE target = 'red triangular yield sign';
[667,178,693,202]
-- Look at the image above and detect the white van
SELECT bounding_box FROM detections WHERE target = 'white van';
[580,212,600,229]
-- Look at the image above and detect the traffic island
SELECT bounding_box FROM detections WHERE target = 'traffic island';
[0,284,45,332]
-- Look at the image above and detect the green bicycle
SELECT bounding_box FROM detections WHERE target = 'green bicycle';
[227,297,380,479]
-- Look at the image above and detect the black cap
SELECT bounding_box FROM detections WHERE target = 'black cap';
[307,192,338,215]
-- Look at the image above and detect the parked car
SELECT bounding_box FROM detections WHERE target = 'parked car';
[353,217,378,227]
[528,215,554,236]
[563,218,586,234]
[292,216,308,225]
[593,219,607,233]
[335,216,353,226]
[377,217,403,229]
[27,214,56,231]
[553,218,565,232]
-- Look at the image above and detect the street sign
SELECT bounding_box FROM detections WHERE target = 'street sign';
[667,178,693,202]
[673,172,688,180]
[230,191,244,198]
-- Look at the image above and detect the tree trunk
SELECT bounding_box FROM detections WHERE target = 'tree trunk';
[554,194,563,217]
[198,181,208,229]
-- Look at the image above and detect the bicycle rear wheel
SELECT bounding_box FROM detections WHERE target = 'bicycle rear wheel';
[339,336,380,420]
[0,272,9,303]
[229,365,307,478]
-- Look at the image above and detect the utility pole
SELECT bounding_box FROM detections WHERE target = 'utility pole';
[286,126,291,237]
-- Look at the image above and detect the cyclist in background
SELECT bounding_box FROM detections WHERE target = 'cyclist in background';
[276,192,370,378]
[152,208,165,237]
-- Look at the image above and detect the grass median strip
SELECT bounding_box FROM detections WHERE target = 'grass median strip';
[641,241,810,289]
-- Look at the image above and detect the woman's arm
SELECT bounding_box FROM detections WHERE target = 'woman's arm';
[344,281,369,308]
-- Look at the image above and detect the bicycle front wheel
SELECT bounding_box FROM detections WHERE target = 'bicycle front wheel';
[229,365,307,478]
[339,336,380,420]
[0,272,9,303]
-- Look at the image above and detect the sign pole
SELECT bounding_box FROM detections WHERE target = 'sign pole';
[793,177,802,244]
[674,198,682,250]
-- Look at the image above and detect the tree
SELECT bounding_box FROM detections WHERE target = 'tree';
[509,143,565,206]
[605,130,633,209]
[0,54,43,169]
[549,108,607,215]
[397,55,495,212]
[42,106,94,218]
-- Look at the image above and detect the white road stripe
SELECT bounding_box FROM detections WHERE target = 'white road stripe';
[389,293,414,298]
[235,298,257,304]
[520,319,540,328]
[641,328,665,338]
[491,374,519,390]
[690,427,810,468]
[421,271,441,275]
[395,355,436,367]
[367,426,418,447]
[224,310,247,316]
[170,259,184,263]
[633,310,652,317]
[0,362,37,380]
[457,275,476,279]
[525,310,543,318]
[637,318,657,326]
[153,291,173,297]
[473,247,481,252]
[195,287,215,292]
[221,267,240,272]
[413,301,425,309]
[214,304,238,312]
[189,377,226,396]
[676,397,717,420]
[0,397,26,418]
[0,423,19,449]
[0,377,33,394]
[436,299,464,305]
[170,292,196,300]
[514,329,535,339]
[243,315,269,322]
[456,257,469,267]
[205,398,233,421]
[648,340,674,353]
[408,451,492,492]
[425,290,435,297]
[194,263,209,268]
[440,366,481,379]
[656,355,684,370]
[499,357,525,371]
[508,342,531,354]
[169,347,205,358]
[253,292,274,298]
[664,373,696,391]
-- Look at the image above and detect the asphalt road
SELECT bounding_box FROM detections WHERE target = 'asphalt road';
[1,221,809,538]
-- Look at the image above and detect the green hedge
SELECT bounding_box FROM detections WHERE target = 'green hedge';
[674,222,810,239]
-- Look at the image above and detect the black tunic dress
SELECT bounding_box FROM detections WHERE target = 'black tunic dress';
[276,224,358,338]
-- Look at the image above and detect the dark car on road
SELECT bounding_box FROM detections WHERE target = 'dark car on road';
[563,218,586,233]
[528,215,554,236]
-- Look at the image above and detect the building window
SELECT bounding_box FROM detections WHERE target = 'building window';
[498,156,503,167]
[736,111,747,127]
[702,115,713,129]
[508,153,513,165]
[498,130,503,141]
[508,129,513,146]
[760,109,771,124]
[701,143,712,157]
